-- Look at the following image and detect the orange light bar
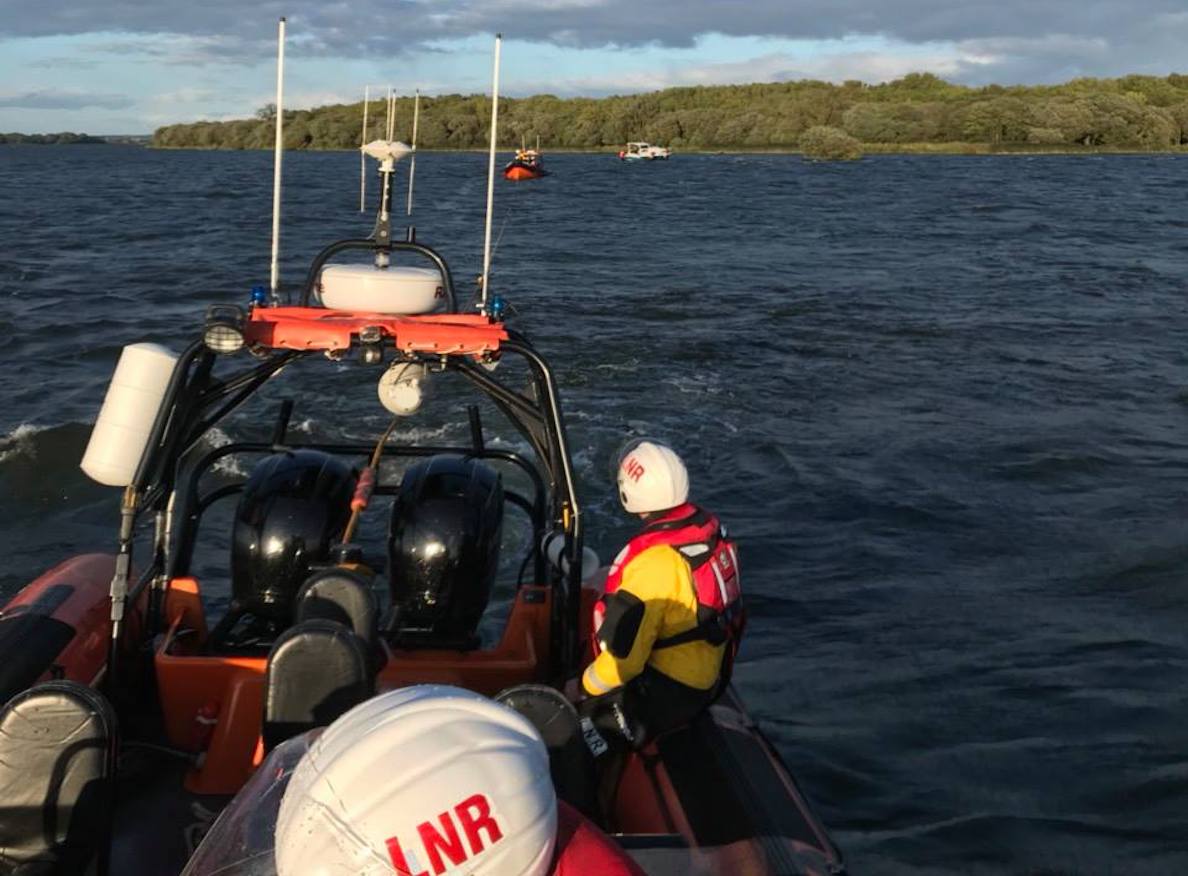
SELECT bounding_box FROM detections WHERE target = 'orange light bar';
[245,307,507,355]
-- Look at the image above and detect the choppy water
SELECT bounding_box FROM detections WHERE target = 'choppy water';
[3,145,1188,874]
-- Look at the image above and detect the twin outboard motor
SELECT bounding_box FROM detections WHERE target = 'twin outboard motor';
[231,451,357,625]
[388,455,503,643]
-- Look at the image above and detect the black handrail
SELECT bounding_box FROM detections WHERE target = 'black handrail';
[503,333,585,677]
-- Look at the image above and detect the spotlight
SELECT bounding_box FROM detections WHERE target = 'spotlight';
[203,305,246,354]
[359,325,384,365]
[378,362,429,415]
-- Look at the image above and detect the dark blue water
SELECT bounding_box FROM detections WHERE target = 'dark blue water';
[3,145,1188,874]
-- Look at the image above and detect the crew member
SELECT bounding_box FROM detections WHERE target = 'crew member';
[183,685,644,876]
[579,439,743,750]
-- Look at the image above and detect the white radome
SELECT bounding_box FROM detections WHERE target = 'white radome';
[320,264,442,315]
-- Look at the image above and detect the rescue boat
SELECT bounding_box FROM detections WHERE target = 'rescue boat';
[504,147,548,180]
[0,29,844,876]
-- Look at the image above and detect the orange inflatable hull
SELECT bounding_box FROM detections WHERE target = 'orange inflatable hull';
[0,554,121,702]
[504,164,545,181]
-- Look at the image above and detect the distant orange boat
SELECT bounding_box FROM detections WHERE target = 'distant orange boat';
[504,143,547,180]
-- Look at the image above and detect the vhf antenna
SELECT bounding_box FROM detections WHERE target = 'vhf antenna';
[407,89,420,218]
[479,33,502,313]
[359,85,370,212]
[269,17,286,304]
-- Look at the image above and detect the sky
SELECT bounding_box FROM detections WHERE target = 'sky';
[1,1,1185,135]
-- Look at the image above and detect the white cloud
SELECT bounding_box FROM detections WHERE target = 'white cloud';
[528,44,993,96]
[0,89,132,109]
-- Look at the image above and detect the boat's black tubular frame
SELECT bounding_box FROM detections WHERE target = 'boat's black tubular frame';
[297,239,458,312]
[184,352,306,444]
[131,340,209,492]
[128,352,308,633]
[120,338,209,646]
[192,475,538,525]
[501,333,585,673]
[114,284,586,680]
[169,441,547,582]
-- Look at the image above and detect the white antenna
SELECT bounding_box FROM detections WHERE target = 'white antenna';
[359,85,370,212]
[406,89,420,216]
[269,16,286,302]
[387,88,396,141]
[480,33,502,311]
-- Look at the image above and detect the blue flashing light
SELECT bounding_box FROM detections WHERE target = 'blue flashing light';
[250,285,268,307]
[490,295,507,320]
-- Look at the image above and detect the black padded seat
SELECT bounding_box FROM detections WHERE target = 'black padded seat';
[262,619,373,751]
[295,569,378,646]
[0,681,117,875]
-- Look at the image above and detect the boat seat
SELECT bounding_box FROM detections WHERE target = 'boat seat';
[614,834,704,876]
[295,568,378,647]
[0,681,117,875]
[496,684,600,820]
[262,619,374,752]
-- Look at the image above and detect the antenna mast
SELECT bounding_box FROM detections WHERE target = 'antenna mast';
[359,86,370,212]
[480,33,502,312]
[269,17,286,303]
[407,89,420,217]
[380,90,393,229]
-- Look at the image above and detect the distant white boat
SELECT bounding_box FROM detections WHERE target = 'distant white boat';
[618,141,671,161]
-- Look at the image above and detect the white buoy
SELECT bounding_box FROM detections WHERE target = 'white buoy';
[81,343,179,486]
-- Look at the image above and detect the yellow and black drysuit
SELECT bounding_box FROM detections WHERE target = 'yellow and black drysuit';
[580,503,742,747]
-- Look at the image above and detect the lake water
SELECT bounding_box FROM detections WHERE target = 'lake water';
[2,145,1188,874]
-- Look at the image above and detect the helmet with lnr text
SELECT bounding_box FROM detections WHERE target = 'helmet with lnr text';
[275,685,557,876]
[615,439,688,514]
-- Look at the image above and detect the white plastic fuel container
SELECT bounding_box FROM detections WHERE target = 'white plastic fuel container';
[81,342,178,486]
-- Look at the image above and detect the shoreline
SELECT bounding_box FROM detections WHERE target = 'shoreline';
[142,142,1188,156]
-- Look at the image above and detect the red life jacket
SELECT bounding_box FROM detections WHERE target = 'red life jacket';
[551,801,646,875]
[593,503,743,667]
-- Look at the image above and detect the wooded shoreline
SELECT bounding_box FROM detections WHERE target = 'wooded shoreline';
[149,73,1188,153]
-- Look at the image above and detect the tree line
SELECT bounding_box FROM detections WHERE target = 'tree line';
[151,73,1188,151]
[1,132,106,144]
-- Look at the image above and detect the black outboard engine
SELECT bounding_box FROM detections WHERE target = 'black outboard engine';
[387,455,503,645]
[230,450,357,628]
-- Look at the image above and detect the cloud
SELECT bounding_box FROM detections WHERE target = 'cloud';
[540,43,994,96]
[4,0,1186,53]
[0,89,133,110]
[1,1,1186,92]
[89,34,270,66]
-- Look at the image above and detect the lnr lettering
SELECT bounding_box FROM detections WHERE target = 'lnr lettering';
[624,457,645,482]
[385,793,505,875]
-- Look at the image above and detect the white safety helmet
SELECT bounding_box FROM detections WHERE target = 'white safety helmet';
[616,439,689,514]
[275,685,557,876]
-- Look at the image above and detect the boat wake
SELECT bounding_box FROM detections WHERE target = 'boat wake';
[0,422,44,464]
